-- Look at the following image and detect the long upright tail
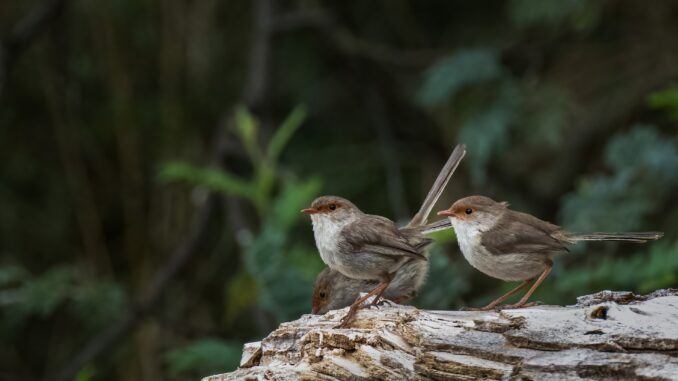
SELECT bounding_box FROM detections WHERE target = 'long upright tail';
[565,231,664,243]
[415,219,452,234]
[407,144,466,228]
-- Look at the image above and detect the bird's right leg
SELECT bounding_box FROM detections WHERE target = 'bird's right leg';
[499,263,553,309]
[369,272,395,307]
[463,280,531,311]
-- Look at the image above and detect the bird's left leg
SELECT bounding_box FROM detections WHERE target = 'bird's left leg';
[336,281,390,328]
[463,280,531,311]
[499,263,552,309]
[369,272,395,307]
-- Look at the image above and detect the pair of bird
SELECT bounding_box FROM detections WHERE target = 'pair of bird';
[301,144,663,327]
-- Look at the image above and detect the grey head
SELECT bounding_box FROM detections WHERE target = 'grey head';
[301,195,363,224]
[437,195,509,231]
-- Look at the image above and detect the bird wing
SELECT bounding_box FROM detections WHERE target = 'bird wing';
[340,215,428,261]
[481,211,568,256]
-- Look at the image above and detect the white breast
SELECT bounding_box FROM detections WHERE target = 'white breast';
[311,216,348,269]
[451,218,485,269]
[450,217,548,282]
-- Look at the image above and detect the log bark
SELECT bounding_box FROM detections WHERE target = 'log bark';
[204,289,678,380]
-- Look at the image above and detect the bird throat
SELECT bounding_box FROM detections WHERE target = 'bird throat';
[311,215,353,269]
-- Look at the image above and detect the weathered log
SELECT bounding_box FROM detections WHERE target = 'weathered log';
[204,289,678,380]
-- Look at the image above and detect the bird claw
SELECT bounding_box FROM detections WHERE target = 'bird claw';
[369,298,396,309]
[335,306,361,328]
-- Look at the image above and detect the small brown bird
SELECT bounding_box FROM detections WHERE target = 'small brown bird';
[303,145,465,325]
[437,195,663,310]
[311,219,450,315]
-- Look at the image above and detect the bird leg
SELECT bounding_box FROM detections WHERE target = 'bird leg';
[498,263,552,310]
[463,280,531,311]
[369,272,395,307]
[336,274,393,328]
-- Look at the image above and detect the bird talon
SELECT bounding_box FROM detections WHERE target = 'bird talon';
[370,298,395,309]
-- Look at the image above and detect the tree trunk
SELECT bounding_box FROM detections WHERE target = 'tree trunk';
[204,289,678,380]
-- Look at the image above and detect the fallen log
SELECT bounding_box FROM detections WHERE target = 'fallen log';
[204,289,678,380]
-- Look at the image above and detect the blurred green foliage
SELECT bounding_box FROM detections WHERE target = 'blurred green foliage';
[1,1,677,380]
[158,106,322,376]
[165,339,242,379]
[648,86,678,122]
[561,125,678,231]
[1,265,127,335]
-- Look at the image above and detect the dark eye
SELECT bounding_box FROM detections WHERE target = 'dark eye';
[319,292,326,298]
[465,208,473,215]
[328,204,336,210]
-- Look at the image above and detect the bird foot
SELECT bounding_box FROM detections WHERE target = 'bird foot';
[369,298,396,309]
[334,303,363,328]
[334,310,358,328]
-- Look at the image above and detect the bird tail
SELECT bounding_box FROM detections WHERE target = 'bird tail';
[415,219,452,235]
[407,144,466,228]
[564,231,664,243]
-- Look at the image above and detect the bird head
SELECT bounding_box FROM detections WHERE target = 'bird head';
[311,267,334,314]
[437,195,508,229]
[301,195,361,224]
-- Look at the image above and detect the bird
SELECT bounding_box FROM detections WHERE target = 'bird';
[303,144,466,325]
[437,195,663,310]
[311,219,450,315]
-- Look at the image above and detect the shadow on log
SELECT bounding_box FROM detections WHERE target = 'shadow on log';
[204,289,678,380]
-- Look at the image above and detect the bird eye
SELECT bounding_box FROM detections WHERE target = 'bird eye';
[465,208,473,215]
[328,204,336,210]
[319,292,326,298]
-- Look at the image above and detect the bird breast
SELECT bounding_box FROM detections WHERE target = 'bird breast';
[451,218,548,282]
[311,216,348,269]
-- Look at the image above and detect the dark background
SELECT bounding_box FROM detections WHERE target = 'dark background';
[1,1,677,380]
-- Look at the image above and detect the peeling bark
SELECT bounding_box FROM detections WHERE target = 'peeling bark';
[204,290,678,380]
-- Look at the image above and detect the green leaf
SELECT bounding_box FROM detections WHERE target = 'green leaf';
[417,48,502,106]
[74,366,97,381]
[266,105,307,163]
[223,272,258,326]
[459,80,521,184]
[647,85,678,122]
[158,161,255,199]
[234,106,262,165]
[508,0,597,30]
[560,125,678,231]
[70,280,128,330]
[252,163,275,213]
[269,177,322,229]
[0,265,28,287]
[19,266,75,317]
[166,339,242,376]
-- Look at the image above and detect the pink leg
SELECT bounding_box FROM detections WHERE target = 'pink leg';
[466,280,531,311]
[336,280,391,328]
[499,264,552,309]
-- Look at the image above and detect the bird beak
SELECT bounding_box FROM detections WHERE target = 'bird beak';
[301,207,318,214]
[437,209,455,217]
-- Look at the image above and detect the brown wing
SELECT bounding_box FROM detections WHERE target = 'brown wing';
[340,214,427,261]
[481,210,568,256]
